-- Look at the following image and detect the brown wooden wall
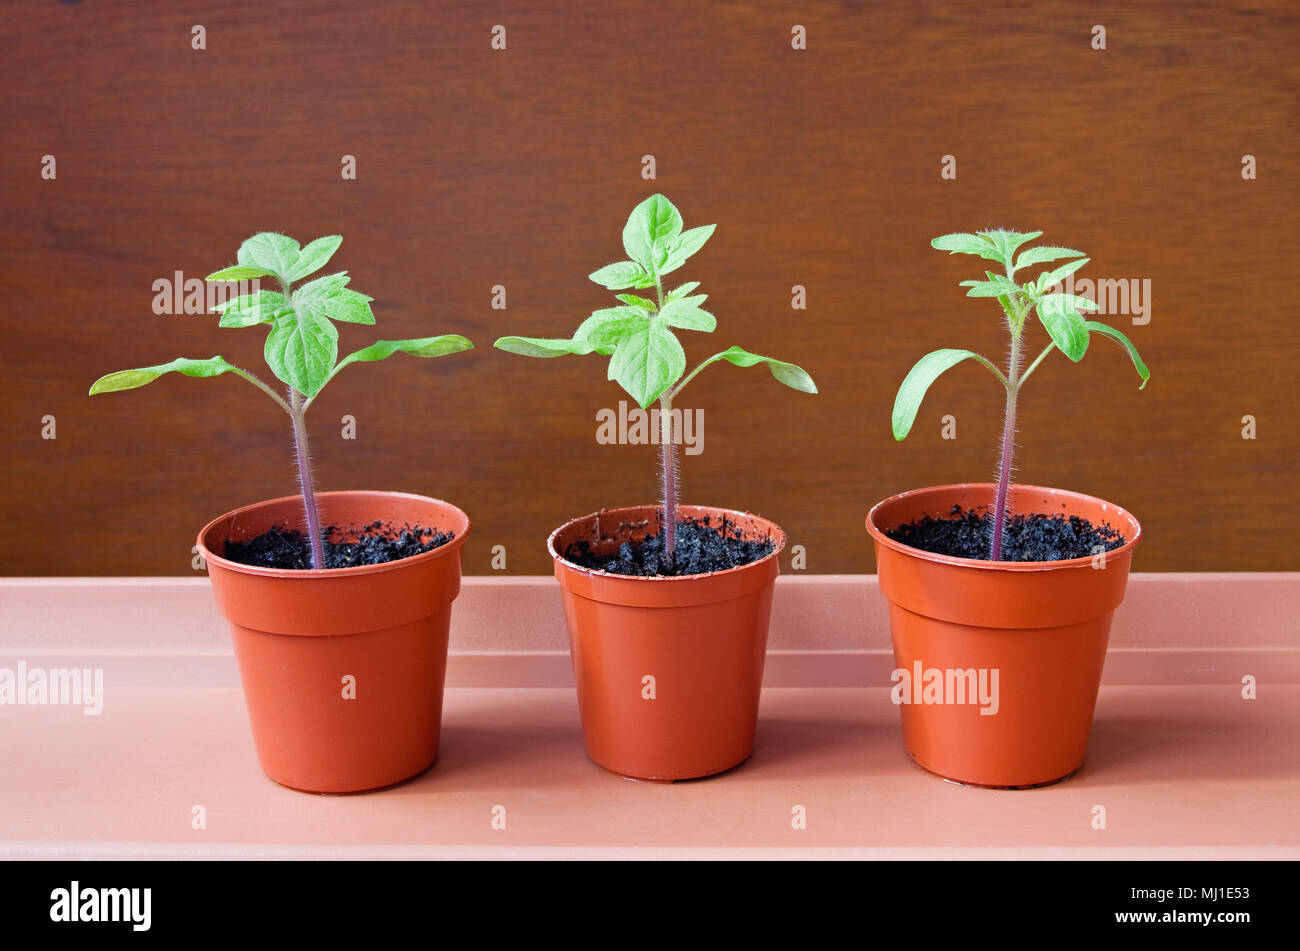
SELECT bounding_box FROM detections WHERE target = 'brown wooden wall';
[2,0,1297,576]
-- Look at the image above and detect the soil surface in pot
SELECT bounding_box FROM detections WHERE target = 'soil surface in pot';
[564,515,773,577]
[885,506,1125,562]
[222,522,455,570]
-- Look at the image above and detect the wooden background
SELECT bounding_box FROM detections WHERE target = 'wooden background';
[2,0,1297,576]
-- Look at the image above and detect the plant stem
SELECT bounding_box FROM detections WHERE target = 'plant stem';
[1016,342,1055,390]
[659,392,678,566]
[288,388,326,570]
[991,326,1022,561]
[651,269,680,566]
[231,367,293,415]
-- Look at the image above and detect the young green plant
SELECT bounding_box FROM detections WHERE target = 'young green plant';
[494,194,817,567]
[90,233,474,569]
[892,230,1150,561]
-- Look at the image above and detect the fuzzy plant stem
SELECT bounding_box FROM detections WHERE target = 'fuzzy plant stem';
[991,331,1022,561]
[659,393,679,565]
[289,388,326,570]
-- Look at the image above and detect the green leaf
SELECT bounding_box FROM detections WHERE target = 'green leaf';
[493,336,602,358]
[607,320,685,408]
[336,335,474,372]
[1015,246,1084,270]
[288,236,343,282]
[960,273,1021,298]
[264,309,339,396]
[658,224,716,275]
[574,307,651,353]
[588,261,649,290]
[622,194,682,272]
[292,272,375,325]
[295,272,351,298]
[214,290,292,328]
[1037,295,1092,362]
[931,232,1004,263]
[316,289,376,325]
[89,356,237,395]
[892,349,992,440]
[658,297,715,332]
[614,294,656,311]
[206,265,275,282]
[236,233,301,284]
[981,230,1042,265]
[1085,321,1150,388]
[665,281,701,302]
[717,346,817,394]
[1034,257,1089,293]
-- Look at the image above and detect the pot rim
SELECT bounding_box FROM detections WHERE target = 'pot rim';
[547,503,787,582]
[196,489,471,579]
[866,482,1142,572]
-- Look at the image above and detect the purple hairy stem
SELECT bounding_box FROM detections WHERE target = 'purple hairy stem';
[659,396,678,565]
[289,388,326,570]
[990,332,1022,561]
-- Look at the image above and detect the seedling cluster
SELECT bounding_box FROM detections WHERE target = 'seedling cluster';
[892,230,1150,560]
[495,194,816,566]
[90,233,473,569]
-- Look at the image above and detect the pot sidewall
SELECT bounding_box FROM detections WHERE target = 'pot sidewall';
[867,484,1141,787]
[550,504,784,781]
[198,491,470,793]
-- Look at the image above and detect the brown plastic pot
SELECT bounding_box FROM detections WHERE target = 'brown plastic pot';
[196,490,470,793]
[549,504,785,781]
[866,483,1141,788]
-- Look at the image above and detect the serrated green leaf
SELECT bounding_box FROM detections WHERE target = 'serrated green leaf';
[237,233,301,284]
[1034,257,1090,293]
[89,356,237,395]
[659,224,716,276]
[717,346,817,394]
[658,297,715,332]
[932,232,1005,263]
[589,261,649,290]
[1085,321,1150,388]
[288,235,343,282]
[574,307,651,353]
[1015,245,1084,270]
[1037,296,1091,362]
[206,265,275,282]
[615,294,656,311]
[493,336,602,358]
[891,349,991,440]
[294,271,351,299]
[666,281,701,302]
[622,194,682,272]
[214,290,292,328]
[336,335,474,372]
[981,230,1043,266]
[291,272,375,326]
[316,288,376,325]
[960,274,1021,298]
[264,309,339,396]
[607,320,685,408]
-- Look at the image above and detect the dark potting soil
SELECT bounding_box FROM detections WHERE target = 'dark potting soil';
[885,506,1125,562]
[222,521,455,570]
[564,515,774,577]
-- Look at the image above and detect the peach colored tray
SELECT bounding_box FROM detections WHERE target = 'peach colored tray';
[3,574,1298,687]
[1,574,1297,859]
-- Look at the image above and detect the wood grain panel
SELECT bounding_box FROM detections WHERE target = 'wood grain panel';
[1,0,1297,575]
